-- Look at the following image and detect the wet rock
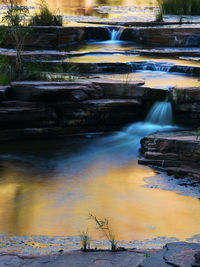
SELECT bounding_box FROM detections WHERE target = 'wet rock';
[2,26,86,49]
[141,242,200,267]
[69,90,89,101]
[170,87,200,125]
[121,27,200,47]
[195,251,200,264]
[85,27,110,41]
[0,102,56,129]
[139,132,200,180]
[10,81,96,102]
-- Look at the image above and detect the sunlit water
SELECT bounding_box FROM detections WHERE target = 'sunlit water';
[93,71,200,89]
[0,102,199,243]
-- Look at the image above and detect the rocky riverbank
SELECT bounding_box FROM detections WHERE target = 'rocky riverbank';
[139,132,200,180]
[0,241,199,267]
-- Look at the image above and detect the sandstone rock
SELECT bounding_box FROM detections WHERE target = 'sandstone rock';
[141,242,200,267]
[10,81,96,102]
[170,87,200,125]
[69,90,89,101]
[121,27,200,47]
[139,132,200,179]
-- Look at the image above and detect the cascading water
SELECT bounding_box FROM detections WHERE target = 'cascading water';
[109,28,123,42]
[145,101,172,125]
[55,100,176,171]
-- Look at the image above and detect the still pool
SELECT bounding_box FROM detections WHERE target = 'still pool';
[0,119,199,243]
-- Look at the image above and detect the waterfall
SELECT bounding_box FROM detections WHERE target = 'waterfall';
[129,62,173,73]
[145,101,173,125]
[109,28,123,41]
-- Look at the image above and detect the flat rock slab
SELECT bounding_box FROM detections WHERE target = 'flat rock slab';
[141,242,200,267]
[0,251,145,267]
[139,131,200,179]
[0,243,199,267]
[164,242,200,267]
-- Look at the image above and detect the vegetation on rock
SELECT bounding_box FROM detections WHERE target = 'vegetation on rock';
[158,0,200,15]
[29,0,63,26]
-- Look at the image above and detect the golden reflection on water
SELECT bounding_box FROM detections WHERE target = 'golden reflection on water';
[97,72,200,89]
[0,161,199,241]
[0,0,157,16]
[69,54,200,67]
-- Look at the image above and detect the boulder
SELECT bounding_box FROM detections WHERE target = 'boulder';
[139,132,200,179]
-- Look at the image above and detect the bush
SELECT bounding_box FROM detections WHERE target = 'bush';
[158,0,200,15]
[29,0,63,26]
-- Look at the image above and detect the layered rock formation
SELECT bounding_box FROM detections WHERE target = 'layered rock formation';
[170,87,200,126]
[139,132,200,180]
[0,79,167,141]
[2,25,200,49]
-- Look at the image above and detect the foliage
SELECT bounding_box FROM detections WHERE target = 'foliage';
[0,55,16,84]
[196,127,200,140]
[79,229,90,251]
[144,253,151,258]
[29,0,62,26]
[89,213,117,251]
[158,0,200,15]
[1,0,30,71]
[155,9,164,22]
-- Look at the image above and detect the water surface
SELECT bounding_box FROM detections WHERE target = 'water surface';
[0,113,199,242]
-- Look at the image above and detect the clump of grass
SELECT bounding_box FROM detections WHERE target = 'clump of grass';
[79,229,90,252]
[158,0,200,15]
[29,0,62,26]
[89,213,117,251]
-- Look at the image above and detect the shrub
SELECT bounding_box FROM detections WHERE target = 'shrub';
[158,0,200,15]
[1,0,30,71]
[29,0,63,26]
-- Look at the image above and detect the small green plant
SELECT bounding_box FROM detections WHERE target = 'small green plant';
[155,9,164,22]
[144,253,151,258]
[29,0,62,26]
[196,127,200,140]
[89,213,117,251]
[79,229,90,252]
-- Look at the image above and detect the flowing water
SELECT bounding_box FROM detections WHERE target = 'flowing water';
[0,101,199,245]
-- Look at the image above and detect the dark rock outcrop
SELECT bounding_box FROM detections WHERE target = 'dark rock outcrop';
[0,79,167,141]
[1,26,110,49]
[139,132,200,180]
[121,27,200,47]
[141,242,200,267]
[170,87,200,126]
